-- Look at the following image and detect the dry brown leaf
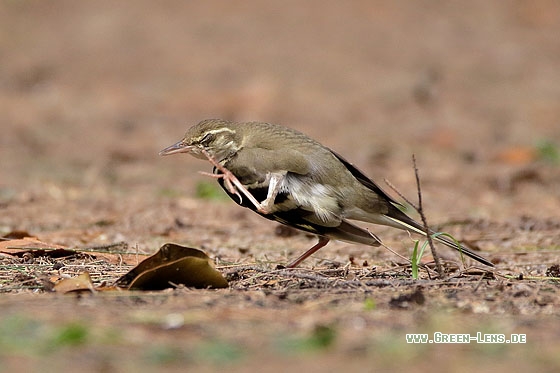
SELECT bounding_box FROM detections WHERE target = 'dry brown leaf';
[53,272,95,294]
[115,243,228,290]
[2,230,34,239]
[0,237,75,258]
[127,256,228,290]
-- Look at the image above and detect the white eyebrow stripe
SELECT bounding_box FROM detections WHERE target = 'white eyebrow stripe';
[206,128,235,135]
[195,127,236,142]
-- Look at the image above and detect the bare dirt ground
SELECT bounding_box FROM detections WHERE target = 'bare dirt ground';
[1,1,559,372]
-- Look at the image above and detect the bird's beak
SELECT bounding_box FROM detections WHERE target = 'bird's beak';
[158,140,193,156]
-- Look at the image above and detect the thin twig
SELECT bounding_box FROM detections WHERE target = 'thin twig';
[383,179,418,211]
[411,155,445,277]
[384,155,445,278]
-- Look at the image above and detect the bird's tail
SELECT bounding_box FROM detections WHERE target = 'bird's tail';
[384,207,494,267]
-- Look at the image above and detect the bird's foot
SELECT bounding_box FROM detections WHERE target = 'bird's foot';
[199,171,271,214]
[199,149,269,213]
[198,171,244,203]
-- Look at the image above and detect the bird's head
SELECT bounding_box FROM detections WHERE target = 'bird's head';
[159,119,241,161]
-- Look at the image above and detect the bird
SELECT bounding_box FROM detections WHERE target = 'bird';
[159,119,494,268]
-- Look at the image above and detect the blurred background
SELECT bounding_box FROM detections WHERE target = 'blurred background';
[1,0,559,246]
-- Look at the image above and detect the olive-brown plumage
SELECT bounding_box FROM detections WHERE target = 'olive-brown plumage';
[160,119,493,268]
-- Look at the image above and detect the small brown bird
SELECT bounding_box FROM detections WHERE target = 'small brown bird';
[159,119,493,268]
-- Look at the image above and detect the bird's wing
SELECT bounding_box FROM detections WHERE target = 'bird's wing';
[263,208,381,247]
[329,149,493,266]
[232,147,311,178]
[329,149,403,207]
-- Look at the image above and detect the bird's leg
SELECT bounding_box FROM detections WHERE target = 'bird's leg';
[199,149,266,212]
[256,173,284,214]
[201,170,283,214]
[285,236,330,268]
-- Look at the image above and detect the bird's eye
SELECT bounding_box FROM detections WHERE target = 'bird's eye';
[199,133,215,145]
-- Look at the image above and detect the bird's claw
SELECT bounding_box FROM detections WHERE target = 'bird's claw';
[198,171,244,204]
[199,149,265,212]
[224,178,243,204]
